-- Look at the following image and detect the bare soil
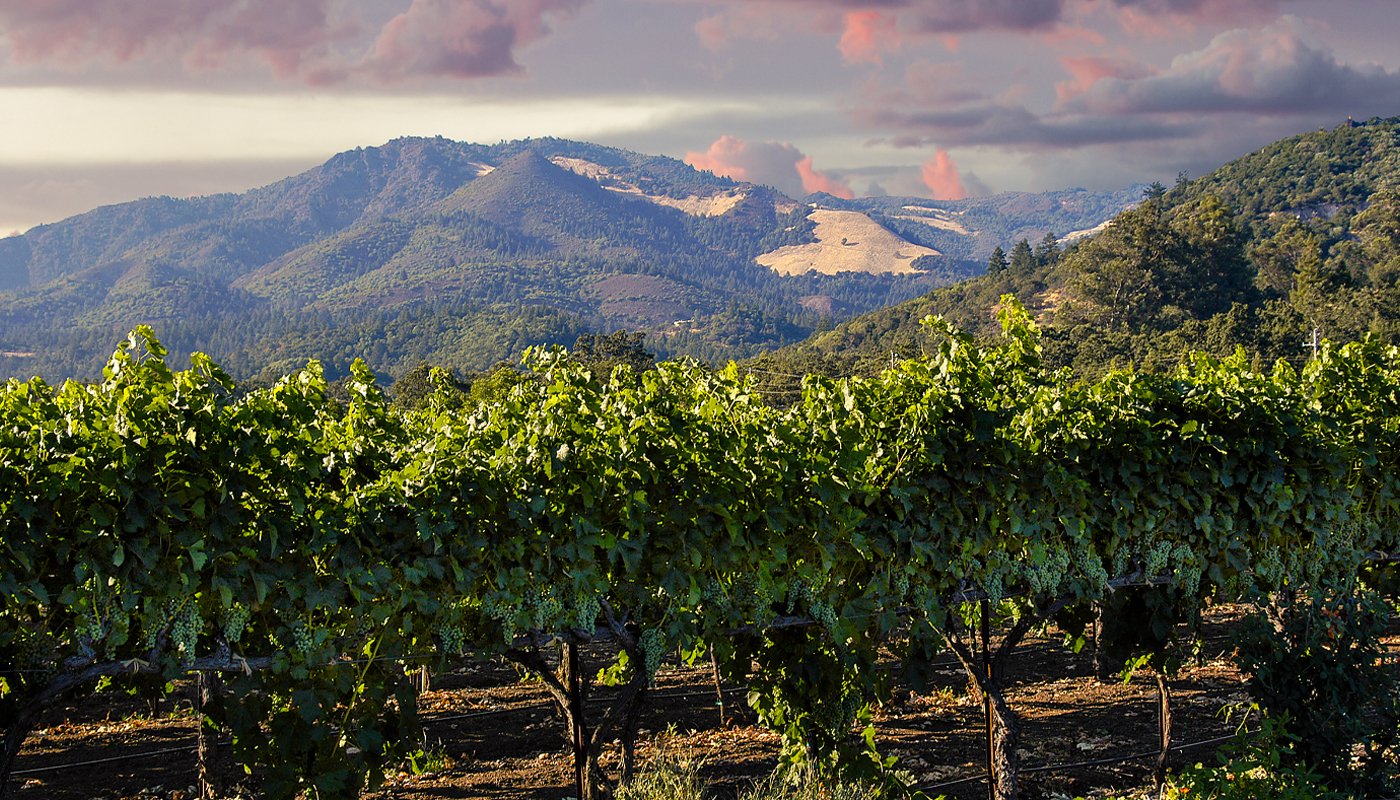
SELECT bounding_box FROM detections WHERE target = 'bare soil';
[6,603,1325,800]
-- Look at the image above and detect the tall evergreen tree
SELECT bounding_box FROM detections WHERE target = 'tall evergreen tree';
[1033,233,1060,268]
[987,245,1009,275]
[1009,239,1036,276]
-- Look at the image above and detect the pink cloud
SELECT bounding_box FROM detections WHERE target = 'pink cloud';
[0,0,357,74]
[0,0,582,83]
[1058,18,1400,117]
[921,150,967,200]
[357,0,584,82]
[685,135,852,199]
[904,59,983,106]
[695,4,838,51]
[1040,24,1107,49]
[1099,0,1288,38]
[838,10,900,65]
[795,156,855,199]
[686,134,753,182]
[1055,55,1156,102]
[1114,5,1194,38]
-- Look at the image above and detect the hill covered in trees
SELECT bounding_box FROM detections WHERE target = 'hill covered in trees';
[0,136,1143,385]
[743,116,1400,394]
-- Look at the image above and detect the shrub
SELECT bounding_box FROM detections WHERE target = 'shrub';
[1232,590,1400,796]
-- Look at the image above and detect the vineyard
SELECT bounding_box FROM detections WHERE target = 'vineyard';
[2,297,1399,800]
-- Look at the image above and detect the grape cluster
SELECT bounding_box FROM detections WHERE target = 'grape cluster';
[782,576,838,632]
[1022,545,1070,596]
[1076,545,1110,591]
[810,598,839,634]
[733,573,773,621]
[481,594,521,644]
[811,690,861,737]
[288,617,315,656]
[221,602,250,645]
[170,600,201,664]
[981,571,1005,605]
[13,629,58,684]
[1144,540,1173,578]
[892,570,910,601]
[1111,546,1134,582]
[353,612,376,643]
[1172,544,1203,595]
[1255,547,1285,589]
[143,604,171,651]
[433,621,467,655]
[73,611,104,650]
[531,587,565,631]
[913,583,942,619]
[701,578,732,618]
[70,578,131,658]
[639,628,666,686]
[785,577,808,614]
[571,590,600,635]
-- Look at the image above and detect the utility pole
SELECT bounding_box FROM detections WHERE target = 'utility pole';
[1304,326,1321,360]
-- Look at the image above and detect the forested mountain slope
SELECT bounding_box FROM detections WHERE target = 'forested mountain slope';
[0,136,1141,384]
[744,116,1400,393]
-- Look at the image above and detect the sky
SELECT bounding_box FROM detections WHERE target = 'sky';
[2,0,1399,236]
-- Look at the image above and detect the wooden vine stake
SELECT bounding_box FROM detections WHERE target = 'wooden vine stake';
[982,599,995,800]
[196,671,223,800]
[1154,671,1172,796]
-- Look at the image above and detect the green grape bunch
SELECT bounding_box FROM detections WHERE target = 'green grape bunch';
[892,569,911,601]
[732,573,774,622]
[433,621,467,656]
[639,628,666,687]
[1076,545,1111,593]
[11,629,59,685]
[69,577,132,659]
[1172,543,1204,596]
[809,598,838,634]
[785,576,810,615]
[1144,540,1173,579]
[481,594,522,644]
[221,602,250,646]
[1255,547,1285,590]
[571,590,600,635]
[142,602,172,651]
[981,570,1005,606]
[701,578,733,620]
[1022,545,1070,596]
[284,615,315,657]
[170,599,201,664]
[530,586,565,632]
[72,611,104,652]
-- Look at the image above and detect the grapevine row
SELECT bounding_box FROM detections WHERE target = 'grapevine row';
[1,298,1398,799]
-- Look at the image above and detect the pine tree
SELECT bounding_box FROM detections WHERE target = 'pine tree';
[987,246,1008,275]
[1033,233,1060,268]
[1009,240,1036,276]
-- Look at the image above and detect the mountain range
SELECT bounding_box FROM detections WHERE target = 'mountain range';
[0,136,1144,384]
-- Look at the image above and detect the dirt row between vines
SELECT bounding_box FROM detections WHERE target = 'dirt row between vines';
[11,603,1343,800]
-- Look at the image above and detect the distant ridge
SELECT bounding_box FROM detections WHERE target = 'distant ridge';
[0,135,1142,384]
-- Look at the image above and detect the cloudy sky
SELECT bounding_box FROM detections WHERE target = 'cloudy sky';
[2,0,1398,235]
